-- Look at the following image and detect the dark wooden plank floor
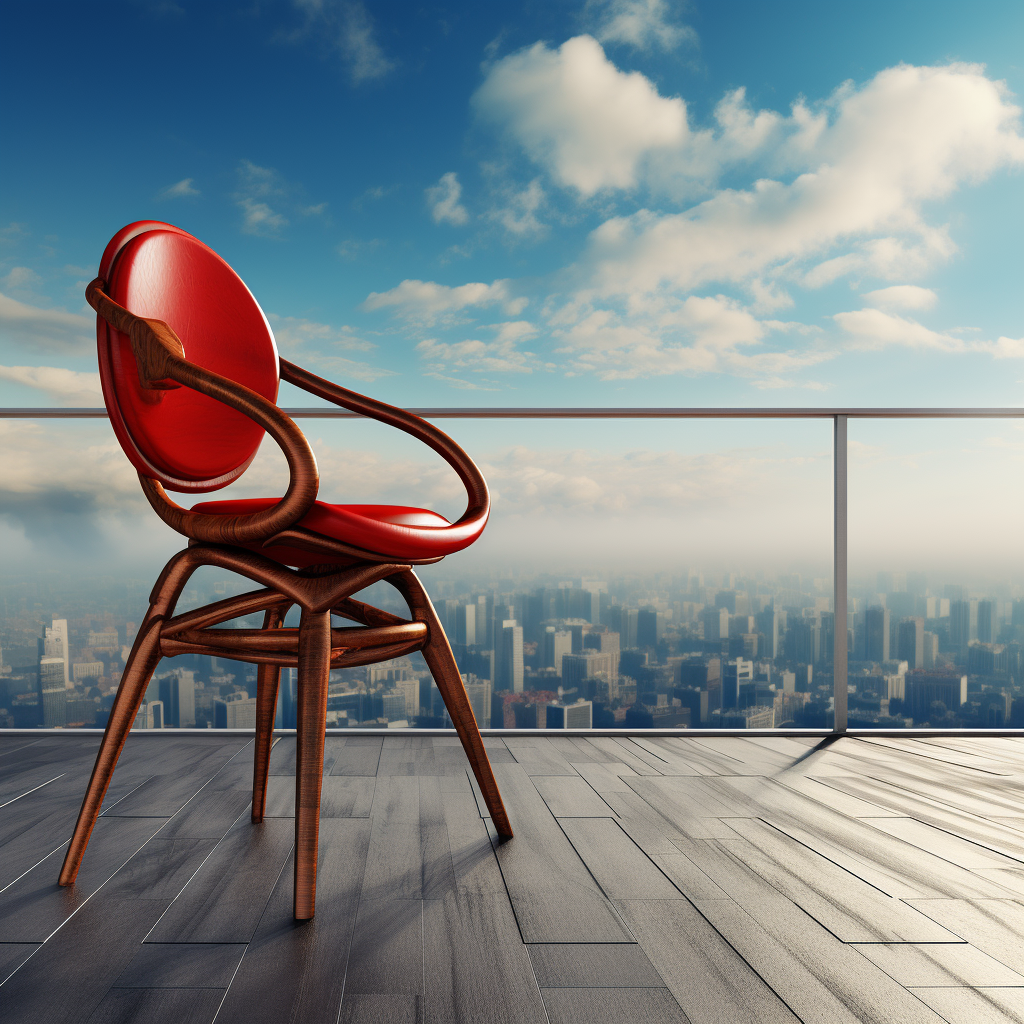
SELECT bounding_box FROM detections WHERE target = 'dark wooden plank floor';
[3,732,1024,1022]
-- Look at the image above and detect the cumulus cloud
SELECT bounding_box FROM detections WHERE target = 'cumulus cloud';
[426,172,469,226]
[158,178,199,200]
[0,293,94,352]
[474,35,687,195]
[588,0,696,52]
[417,325,539,375]
[0,365,103,405]
[363,278,526,321]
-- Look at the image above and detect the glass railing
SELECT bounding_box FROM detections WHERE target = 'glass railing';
[3,406,1022,733]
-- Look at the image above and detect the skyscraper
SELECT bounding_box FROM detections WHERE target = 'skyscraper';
[977,600,994,644]
[897,617,924,670]
[949,600,971,658]
[158,669,196,728]
[40,619,70,689]
[496,620,524,693]
[456,603,476,646]
[865,607,890,662]
[37,656,67,727]
[543,627,572,671]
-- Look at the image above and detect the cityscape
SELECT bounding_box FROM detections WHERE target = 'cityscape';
[3,565,1022,734]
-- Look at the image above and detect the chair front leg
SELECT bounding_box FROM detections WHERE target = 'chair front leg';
[393,570,513,839]
[252,606,285,823]
[293,608,331,920]
[58,612,163,884]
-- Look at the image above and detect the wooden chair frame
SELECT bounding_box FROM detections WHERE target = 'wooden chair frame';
[58,279,512,920]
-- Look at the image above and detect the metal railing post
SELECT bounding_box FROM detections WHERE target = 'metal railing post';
[833,415,848,733]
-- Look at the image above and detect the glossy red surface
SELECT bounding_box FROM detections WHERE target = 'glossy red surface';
[97,222,279,492]
[190,498,485,564]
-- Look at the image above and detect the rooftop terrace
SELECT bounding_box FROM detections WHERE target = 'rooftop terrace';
[2,731,1024,1022]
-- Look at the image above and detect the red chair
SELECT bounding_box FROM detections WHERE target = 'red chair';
[58,221,512,919]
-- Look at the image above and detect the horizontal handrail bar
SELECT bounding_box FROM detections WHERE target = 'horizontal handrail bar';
[3,407,1024,419]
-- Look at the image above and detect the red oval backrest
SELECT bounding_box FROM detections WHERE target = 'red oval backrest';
[97,222,280,492]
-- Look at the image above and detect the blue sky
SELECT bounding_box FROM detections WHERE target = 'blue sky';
[2,0,1023,410]
[2,0,1024,573]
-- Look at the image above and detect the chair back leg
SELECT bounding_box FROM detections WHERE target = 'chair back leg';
[251,607,284,823]
[293,608,332,920]
[393,570,514,839]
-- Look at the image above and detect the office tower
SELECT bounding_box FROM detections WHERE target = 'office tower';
[865,607,890,662]
[37,656,67,727]
[455,603,476,646]
[702,606,729,642]
[275,667,298,728]
[896,617,924,670]
[755,606,779,658]
[584,629,620,692]
[977,600,994,644]
[561,651,616,696]
[786,619,821,665]
[715,591,737,613]
[215,695,258,729]
[923,631,938,669]
[393,677,420,718]
[904,670,967,723]
[543,627,573,671]
[949,600,970,657]
[40,619,70,689]
[477,595,492,647]
[464,676,491,728]
[637,609,662,648]
[496,620,524,693]
[609,606,639,649]
[491,603,514,654]
[544,701,593,729]
[722,659,753,710]
[382,692,407,722]
[158,669,196,728]
[132,700,164,729]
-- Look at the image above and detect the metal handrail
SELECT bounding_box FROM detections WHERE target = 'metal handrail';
[6,404,1022,735]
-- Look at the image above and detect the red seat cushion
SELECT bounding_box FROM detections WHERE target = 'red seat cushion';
[190,498,478,565]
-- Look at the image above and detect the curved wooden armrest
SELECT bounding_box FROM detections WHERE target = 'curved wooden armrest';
[279,359,489,535]
[87,278,319,545]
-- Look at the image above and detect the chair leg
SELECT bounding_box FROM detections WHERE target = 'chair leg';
[293,608,331,920]
[395,571,514,839]
[251,607,284,823]
[58,613,164,885]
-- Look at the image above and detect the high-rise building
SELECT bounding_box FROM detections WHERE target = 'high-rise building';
[496,620,523,693]
[722,659,753,710]
[949,600,971,658]
[544,701,593,729]
[977,600,995,644]
[637,609,662,648]
[464,675,492,728]
[923,631,939,669]
[393,676,420,719]
[456,603,476,646]
[896,617,924,670]
[755,606,779,659]
[37,656,67,727]
[543,627,573,671]
[905,670,967,723]
[158,669,196,728]
[561,650,616,696]
[40,619,70,689]
[583,629,620,690]
[215,695,257,729]
[865,607,890,662]
[133,700,164,729]
[702,606,729,642]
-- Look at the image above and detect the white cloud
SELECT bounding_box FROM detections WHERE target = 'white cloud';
[589,0,696,52]
[363,278,526,321]
[489,178,546,237]
[834,308,967,352]
[238,199,288,236]
[554,294,831,381]
[426,172,469,226]
[474,35,687,196]
[1,267,42,293]
[417,331,538,375]
[267,313,395,382]
[158,178,199,200]
[292,0,394,84]
[582,63,1024,298]
[0,364,103,405]
[234,160,293,236]
[0,293,93,352]
[862,285,938,311]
